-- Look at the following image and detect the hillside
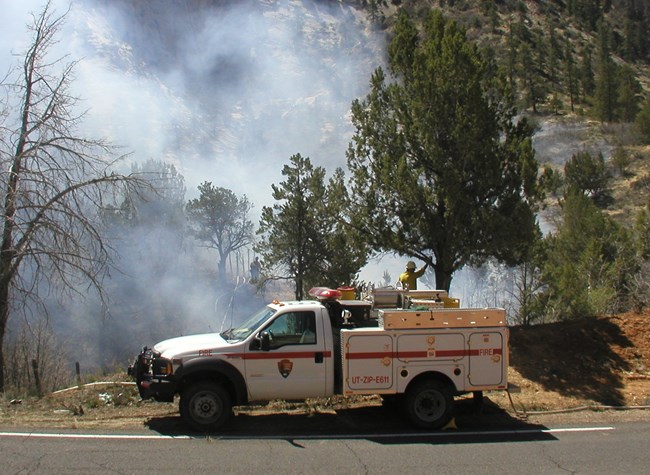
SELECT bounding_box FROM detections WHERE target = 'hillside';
[377,0,650,90]
[1,310,648,430]
[501,309,650,411]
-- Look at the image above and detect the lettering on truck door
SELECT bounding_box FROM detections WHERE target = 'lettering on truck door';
[245,310,328,401]
[345,334,394,391]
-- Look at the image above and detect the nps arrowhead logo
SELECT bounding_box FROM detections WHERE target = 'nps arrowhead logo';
[277,359,294,378]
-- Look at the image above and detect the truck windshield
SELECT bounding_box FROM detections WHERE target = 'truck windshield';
[222,306,277,342]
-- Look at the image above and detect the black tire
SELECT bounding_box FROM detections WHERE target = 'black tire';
[403,379,454,429]
[380,394,402,409]
[472,390,484,414]
[179,382,232,432]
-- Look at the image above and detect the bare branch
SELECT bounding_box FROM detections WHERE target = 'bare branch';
[0,1,148,392]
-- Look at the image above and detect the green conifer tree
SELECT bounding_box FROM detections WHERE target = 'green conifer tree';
[257,155,367,299]
[346,9,540,291]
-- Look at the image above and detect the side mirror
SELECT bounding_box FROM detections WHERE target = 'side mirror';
[249,337,260,350]
[260,331,271,351]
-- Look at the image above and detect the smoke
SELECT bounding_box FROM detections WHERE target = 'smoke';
[1,0,387,372]
[4,0,384,200]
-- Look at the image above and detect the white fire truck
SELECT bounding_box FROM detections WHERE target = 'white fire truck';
[128,287,509,431]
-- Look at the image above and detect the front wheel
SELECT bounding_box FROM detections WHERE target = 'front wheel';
[403,379,454,429]
[180,382,232,432]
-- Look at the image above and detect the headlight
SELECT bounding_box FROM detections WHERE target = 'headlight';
[152,357,173,376]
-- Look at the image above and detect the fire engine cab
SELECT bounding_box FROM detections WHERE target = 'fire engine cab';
[128,287,509,431]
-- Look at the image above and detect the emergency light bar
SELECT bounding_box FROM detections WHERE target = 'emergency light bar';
[308,287,342,300]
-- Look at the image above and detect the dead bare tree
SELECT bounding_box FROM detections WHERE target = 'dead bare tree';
[0,2,146,392]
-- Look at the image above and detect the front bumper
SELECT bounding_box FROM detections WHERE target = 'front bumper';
[127,347,178,402]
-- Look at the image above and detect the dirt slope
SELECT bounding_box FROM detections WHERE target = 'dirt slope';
[494,309,650,412]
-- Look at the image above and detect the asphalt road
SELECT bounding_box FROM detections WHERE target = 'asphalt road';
[1,416,648,474]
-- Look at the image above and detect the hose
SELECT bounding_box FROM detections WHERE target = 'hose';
[506,388,650,417]
[51,381,136,395]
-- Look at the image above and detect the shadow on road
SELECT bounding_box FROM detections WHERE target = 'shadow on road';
[144,397,557,445]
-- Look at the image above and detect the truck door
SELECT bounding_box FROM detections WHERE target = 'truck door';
[468,331,505,386]
[344,334,394,392]
[245,310,328,401]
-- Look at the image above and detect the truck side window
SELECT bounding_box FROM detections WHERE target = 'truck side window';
[264,311,316,349]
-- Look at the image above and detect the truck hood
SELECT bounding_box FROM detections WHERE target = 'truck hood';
[153,332,228,359]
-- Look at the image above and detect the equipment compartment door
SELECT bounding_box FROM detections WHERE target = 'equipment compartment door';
[344,335,393,391]
[396,332,465,362]
[468,331,504,386]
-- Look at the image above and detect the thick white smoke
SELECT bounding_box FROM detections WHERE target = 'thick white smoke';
[4,0,384,201]
[1,0,389,372]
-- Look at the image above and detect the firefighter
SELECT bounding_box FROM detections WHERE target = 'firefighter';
[250,257,261,283]
[398,260,428,290]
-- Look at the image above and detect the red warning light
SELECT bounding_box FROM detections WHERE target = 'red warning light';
[308,287,342,300]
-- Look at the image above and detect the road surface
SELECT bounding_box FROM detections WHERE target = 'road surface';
[1,416,648,474]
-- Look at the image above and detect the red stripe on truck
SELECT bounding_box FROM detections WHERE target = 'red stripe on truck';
[345,348,503,359]
[224,351,332,360]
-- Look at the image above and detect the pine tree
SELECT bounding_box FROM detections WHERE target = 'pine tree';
[320,168,369,288]
[617,64,642,122]
[564,44,579,112]
[257,154,325,299]
[623,1,650,61]
[564,150,609,202]
[257,155,367,299]
[518,41,547,113]
[573,0,603,30]
[346,9,540,291]
[579,48,595,101]
[541,192,636,320]
[546,19,562,83]
[594,22,618,122]
[636,97,650,144]
[504,20,520,98]
[186,183,254,284]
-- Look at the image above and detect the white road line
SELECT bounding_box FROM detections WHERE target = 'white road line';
[0,432,193,440]
[544,427,615,433]
[0,426,615,441]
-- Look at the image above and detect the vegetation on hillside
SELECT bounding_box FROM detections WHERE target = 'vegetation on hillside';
[351,1,649,123]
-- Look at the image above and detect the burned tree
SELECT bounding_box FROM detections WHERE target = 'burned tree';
[0,2,144,392]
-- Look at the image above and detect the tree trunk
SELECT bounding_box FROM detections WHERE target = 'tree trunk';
[217,255,227,285]
[0,189,17,393]
[0,280,10,393]
[295,276,303,301]
[434,266,453,293]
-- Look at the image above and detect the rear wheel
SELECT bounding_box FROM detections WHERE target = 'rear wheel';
[180,382,232,432]
[403,379,454,429]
